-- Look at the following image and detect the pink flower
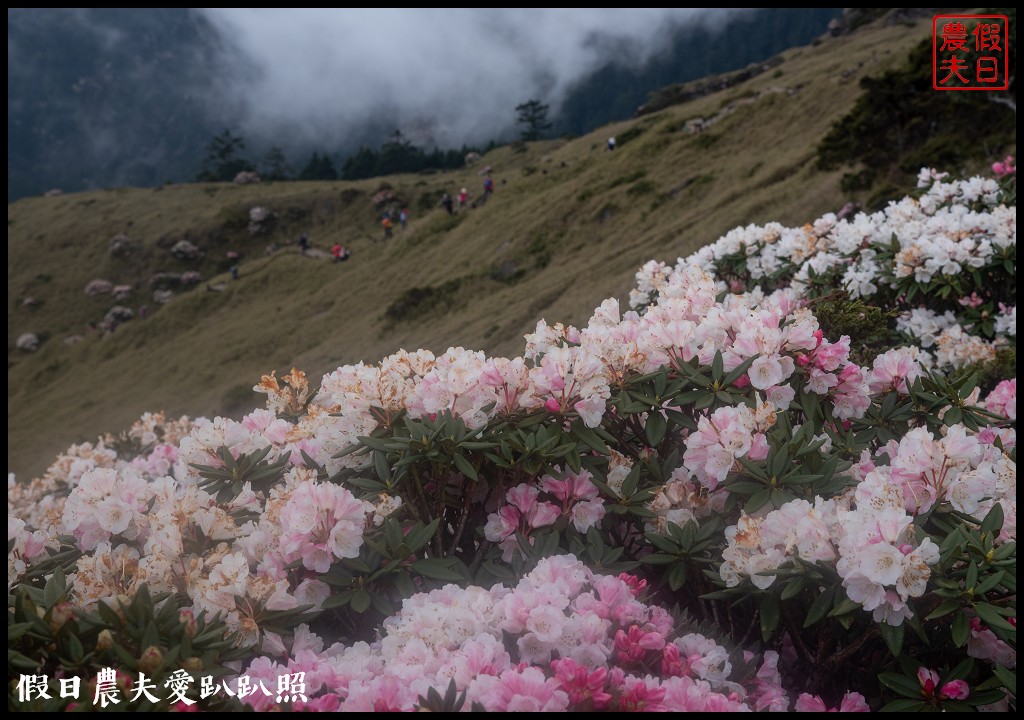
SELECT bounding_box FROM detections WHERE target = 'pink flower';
[992,155,1016,178]
[551,658,612,710]
[796,691,870,712]
[615,675,667,712]
[472,667,570,712]
[617,573,648,598]
[613,625,666,664]
[939,680,970,701]
[917,666,940,695]
[958,292,985,309]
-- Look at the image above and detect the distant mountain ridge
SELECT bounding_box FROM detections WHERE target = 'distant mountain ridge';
[7,8,839,202]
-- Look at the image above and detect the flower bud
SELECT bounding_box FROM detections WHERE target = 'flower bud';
[96,629,114,651]
[138,645,164,675]
[49,602,74,633]
[182,656,203,674]
[179,608,197,639]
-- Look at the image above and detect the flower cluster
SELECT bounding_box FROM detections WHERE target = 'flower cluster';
[632,170,1016,377]
[235,557,755,712]
[722,424,1015,625]
[8,170,1015,712]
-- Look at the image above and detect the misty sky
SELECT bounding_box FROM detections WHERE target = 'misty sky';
[199,9,745,147]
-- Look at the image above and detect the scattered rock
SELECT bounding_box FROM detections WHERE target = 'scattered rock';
[464,152,482,166]
[112,285,134,301]
[152,290,174,305]
[43,189,63,197]
[22,297,40,308]
[170,240,203,261]
[248,206,274,236]
[149,272,182,290]
[109,233,136,257]
[16,333,40,352]
[104,306,134,324]
[84,279,114,296]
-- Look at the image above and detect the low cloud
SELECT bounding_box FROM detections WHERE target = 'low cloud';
[199,9,745,148]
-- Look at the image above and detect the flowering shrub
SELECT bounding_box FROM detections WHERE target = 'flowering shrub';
[8,170,1015,712]
[234,171,261,185]
[632,171,1016,376]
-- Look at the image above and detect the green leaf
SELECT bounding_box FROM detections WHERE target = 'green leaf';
[667,562,688,591]
[992,665,1016,696]
[769,446,789,480]
[384,519,404,554]
[880,699,927,711]
[744,489,771,514]
[572,422,611,455]
[944,657,974,682]
[43,566,66,607]
[411,558,463,581]
[879,622,905,657]
[712,351,724,382]
[925,599,962,620]
[879,672,923,699]
[760,593,780,641]
[724,355,758,387]
[350,589,372,614]
[975,570,1005,595]
[640,553,680,565]
[951,611,970,647]
[966,561,979,589]
[973,602,1015,632]
[372,450,392,483]
[980,503,1004,536]
[645,411,667,447]
[452,454,478,480]
[804,585,836,627]
[780,576,806,600]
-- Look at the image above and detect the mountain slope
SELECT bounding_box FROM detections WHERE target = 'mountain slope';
[6,13,972,478]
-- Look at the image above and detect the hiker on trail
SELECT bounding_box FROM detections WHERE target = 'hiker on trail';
[399,208,408,230]
[482,176,494,204]
[382,216,394,239]
[230,265,240,280]
[298,233,310,255]
[458,188,469,208]
[440,193,454,215]
[607,136,616,151]
[332,243,351,262]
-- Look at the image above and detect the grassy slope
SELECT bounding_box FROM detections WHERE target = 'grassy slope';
[8,17,931,478]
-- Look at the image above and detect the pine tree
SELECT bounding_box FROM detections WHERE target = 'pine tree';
[261,146,292,181]
[299,151,339,181]
[515,100,552,141]
[197,129,252,182]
